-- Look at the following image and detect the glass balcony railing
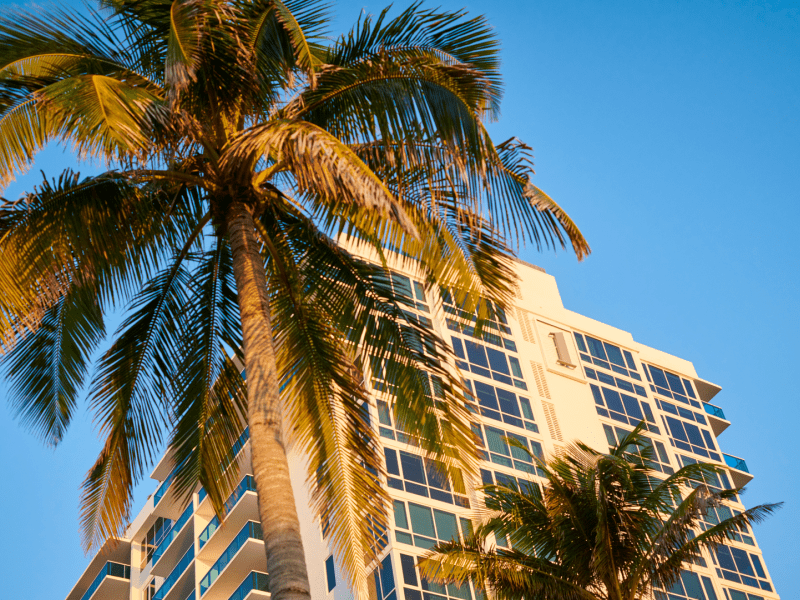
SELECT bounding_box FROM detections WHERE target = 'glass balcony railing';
[153,545,195,600]
[200,521,263,596]
[185,592,196,600]
[153,501,194,563]
[723,453,749,473]
[229,572,270,600]
[81,562,131,600]
[199,475,257,550]
[703,402,727,420]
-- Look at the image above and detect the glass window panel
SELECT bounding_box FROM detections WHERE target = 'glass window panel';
[448,583,472,600]
[400,554,418,587]
[700,577,718,600]
[750,554,766,578]
[408,503,436,537]
[649,366,670,389]
[701,429,716,450]
[680,571,704,599]
[665,372,686,395]
[496,388,521,417]
[452,337,466,359]
[485,427,510,456]
[604,343,626,367]
[480,469,493,485]
[623,350,637,370]
[641,402,655,423]
[380,556,395,598]
[459,518,474,540]
[326,556,336,592]
[495,472,517,489]
[508,356,523,378]
[603,424,617,447]
[433,510,459,542]
[486,347,510,374]
[385,448,400,476]
[590,384,604,405]
[392,274,414,301]
[682,378,697,398]
[465,340,489,367]
[574,332,588,352]
[519,396,534,420]
[529,440,544,460]
[400,452,427,484]
[507,432,530,462]
[683,422,706,447]
[586,336,607,360]
[620,393,644,420]
[425,460,451,491]
[601,387,625,413]
[666,417,689,442]
[378,401,392,426]
[413,281,426,301]
[731,547,755,576]
[393,500,409,530]
[474,381,499,410]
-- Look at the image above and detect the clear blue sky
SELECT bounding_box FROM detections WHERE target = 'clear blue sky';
[0,1,797,598]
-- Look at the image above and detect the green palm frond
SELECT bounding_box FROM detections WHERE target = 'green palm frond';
[165,0,205,100]
[3,283,104,446]
[169,236,246,513]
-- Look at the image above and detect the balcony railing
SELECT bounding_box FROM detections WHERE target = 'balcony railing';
[229,572,270,600]
[153,545,194,600]
[703,402,726,420]
[200,521,263,596]
[199,475,257,550]
[723,453,749,473]
[195,427,252,506]
[153,501,194,563]
[81,562,130,600]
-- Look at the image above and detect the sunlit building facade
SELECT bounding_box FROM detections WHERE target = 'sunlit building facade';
[65,258,778,600]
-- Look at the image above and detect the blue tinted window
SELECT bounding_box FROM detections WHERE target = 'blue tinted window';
[400,554,418,587]
[451,337,465,359]
[326,556,336,592]
[666,372,686,395]
[465,340,488,367]
[605,344,626,367]
[586,336,607,360]
[623,350,637,370]
[474,381,499,410]
[385,448,400,476]
[683,378,697,398]
[400,452,426,484]
[574,332,588,352]
[486,348,509,374]
[496,388,521,417]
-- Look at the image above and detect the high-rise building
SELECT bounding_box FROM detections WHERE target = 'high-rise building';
[64,259,778,600]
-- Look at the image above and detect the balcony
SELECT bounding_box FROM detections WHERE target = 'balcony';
[65,538,131,600]
[229,572,270,600]
[197,476,259,563]
[152,501,195,577]
[703,402,730,436]
[80,562,130,600]
[153,545,195,600]
[199,521,266,599]
[724,453,753,488]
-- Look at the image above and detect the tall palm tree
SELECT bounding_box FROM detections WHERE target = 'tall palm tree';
[0,1,589,599]
[418,426,780,600]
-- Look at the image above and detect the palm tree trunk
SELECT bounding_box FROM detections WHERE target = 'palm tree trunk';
[227,200,312,600]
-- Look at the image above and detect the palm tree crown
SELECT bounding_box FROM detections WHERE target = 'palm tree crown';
[418,426,780,600]
[0,1,589,598]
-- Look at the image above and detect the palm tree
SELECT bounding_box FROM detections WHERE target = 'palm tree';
[0,2,589,599]
[418,426,780,600]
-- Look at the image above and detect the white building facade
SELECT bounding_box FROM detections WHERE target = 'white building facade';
[65,259,778,600]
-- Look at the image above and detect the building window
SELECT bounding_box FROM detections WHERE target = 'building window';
[725,589,767,600]
[471,422,545,476]
[584,367,648,397]
[655,570,719,600]
[677,455,735,494]
[372,555,396,600]
[590,383,659,432]
[662,415,720,461]
[452,338,527,390]
[480,469,542,497]
[442,291,516,351]
[602,424,673,474]
[384,448,469,507]
[399,552,475,600]
[325,556,336,592]
[384,271,429,313]
[713,545,772,592]
[465,380,537,432]
[392,500,471,549]
[573,332,641,380]
[139,517,172,568]
[643,364,701,409]
[655,397,709,426]
[700,504,754,546]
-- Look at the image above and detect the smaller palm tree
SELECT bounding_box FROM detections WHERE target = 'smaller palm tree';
[418,425,780,600]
